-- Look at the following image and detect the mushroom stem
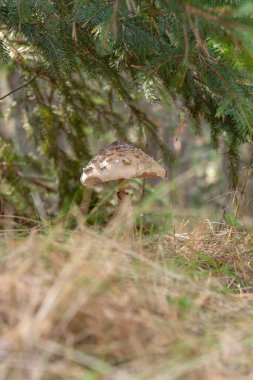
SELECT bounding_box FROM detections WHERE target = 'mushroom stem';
[116,180,132,204]
[116,188,132,204]
[105,182,134,238]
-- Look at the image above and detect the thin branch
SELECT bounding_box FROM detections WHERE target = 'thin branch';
[17,170,55,193]
[179,13,190,87]
[185,3,252,30]
[0,71,46,101]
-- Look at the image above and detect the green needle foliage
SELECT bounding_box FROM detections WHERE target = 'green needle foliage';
[0,0,253,218]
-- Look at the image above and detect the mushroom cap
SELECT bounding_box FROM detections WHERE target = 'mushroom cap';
[80,141,167,187]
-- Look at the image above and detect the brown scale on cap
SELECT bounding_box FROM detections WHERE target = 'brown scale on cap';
[80,141,167,188]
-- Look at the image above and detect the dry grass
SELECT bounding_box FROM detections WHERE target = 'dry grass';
[1,218,253,380]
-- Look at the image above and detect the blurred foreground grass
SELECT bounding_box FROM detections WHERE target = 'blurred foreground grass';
[1,210,253,380]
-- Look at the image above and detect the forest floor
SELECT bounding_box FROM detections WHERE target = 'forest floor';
[1,215,253,380]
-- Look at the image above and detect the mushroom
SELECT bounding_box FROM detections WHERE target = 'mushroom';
[80,141,167,236]
[80,141,167,205]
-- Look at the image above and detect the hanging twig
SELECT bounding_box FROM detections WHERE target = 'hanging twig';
[0,70,47,101]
